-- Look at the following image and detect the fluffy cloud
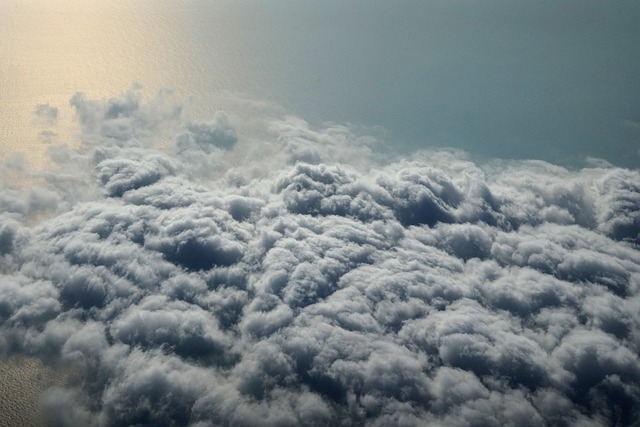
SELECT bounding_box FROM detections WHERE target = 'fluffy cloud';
[1,91,639,426]
[176,113,238,153]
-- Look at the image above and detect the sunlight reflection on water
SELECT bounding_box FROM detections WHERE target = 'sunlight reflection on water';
[0,0,250,168]
[0,355,74,427]
[2,1,640,169]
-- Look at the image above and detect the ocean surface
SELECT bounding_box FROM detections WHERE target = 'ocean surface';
[1,0,639,169]
[1,2,640,425]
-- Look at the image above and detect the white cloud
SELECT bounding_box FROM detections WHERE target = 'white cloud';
[1,91,639,426]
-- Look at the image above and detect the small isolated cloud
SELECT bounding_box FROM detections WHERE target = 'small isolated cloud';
[38,130,58,144]
[34,104,59,125]
[1,91,640,426]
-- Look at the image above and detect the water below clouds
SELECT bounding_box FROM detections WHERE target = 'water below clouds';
[1,1,640,426]
[1,0,639,168]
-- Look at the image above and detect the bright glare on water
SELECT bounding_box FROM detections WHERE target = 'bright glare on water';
[1,0,639,168]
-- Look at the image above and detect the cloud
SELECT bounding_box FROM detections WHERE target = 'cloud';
[1,90,640,426]
[34,104,59,126]
[176,113,238,153]
[594,168,640,244]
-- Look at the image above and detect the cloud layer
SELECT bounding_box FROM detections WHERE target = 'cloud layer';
[1,91,639,426]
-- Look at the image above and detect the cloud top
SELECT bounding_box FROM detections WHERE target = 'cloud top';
[1,91,639,426]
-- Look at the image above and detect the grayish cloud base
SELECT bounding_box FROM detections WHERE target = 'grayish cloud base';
[1,91,639,426]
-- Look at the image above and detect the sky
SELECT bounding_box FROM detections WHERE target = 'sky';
[1,1,640,426]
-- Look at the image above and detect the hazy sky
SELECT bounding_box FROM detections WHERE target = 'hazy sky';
[1,2,640,426]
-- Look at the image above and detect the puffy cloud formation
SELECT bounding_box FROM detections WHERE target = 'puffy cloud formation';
[1,91,639,426]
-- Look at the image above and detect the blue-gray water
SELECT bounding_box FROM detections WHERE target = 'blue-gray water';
[1,0,639,168]
[222,0,640,167]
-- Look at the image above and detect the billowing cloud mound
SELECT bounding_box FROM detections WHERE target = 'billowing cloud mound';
[1,91,639,426]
